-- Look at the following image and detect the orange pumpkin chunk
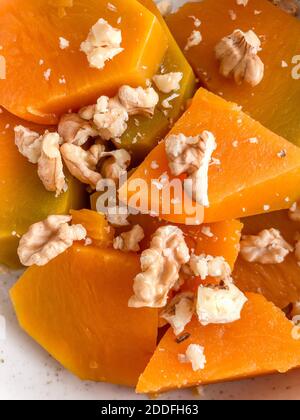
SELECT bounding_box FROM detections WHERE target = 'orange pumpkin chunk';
[0,0,168,124]
[166,0,300,146]
[70,209,115,248]
[137,294,300,394]
[119,88,300,225]
[10,245,158,387]
[233,210,300,309]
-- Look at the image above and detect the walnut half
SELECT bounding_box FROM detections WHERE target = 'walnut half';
[215,29,264,87]
[128,226,190,308]
[18,215,87,267]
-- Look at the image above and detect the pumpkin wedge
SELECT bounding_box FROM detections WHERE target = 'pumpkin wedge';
[10,245,158,387]
[117,0,196,163]
[166,0,300,146]
[233,210,300,309]
[137,294,300,394]
[119,88,300,225]
[0,0,168,124]
[0,109,87,268]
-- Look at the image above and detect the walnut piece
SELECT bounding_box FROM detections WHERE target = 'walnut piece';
[100,149,131,185]
[157,0,172,16]
[236,0,249,5]
[291,315,300,340]
[178,344,206,371]
[128,225,190,308]
[37,132,66,196]
[290,302,300,318]
[79,105,96,121]
[153,72,183,94]
[161,292,194,336]
[15,127,66,196]
[118,86,159,117]
[196,280,248,326]
[185,30,202,51]
[58,113,99,146]
[104,206,130,227]
[271,0,299,15]
[187,253,231,280]
[294,232,300,261]
[78,86,159,141]
[113,224,145,252]
[93,95,129,141]
[289,202,300,222]
[240,228,293,264]
[215,29,264,87]
[14,125,42,164]
[165,131,217,207]
[60,143,105,189]
[17,215,87,267]
[80,18,123,70]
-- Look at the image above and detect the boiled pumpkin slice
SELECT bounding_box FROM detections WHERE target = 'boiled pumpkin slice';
[10,245,158,387]
[233,210,300,309]
[0,109,87,268]
[166,0,300,146]
[137,293,300,394]
[117,0,196,163]
[119,88,300,225]
[0,0,168,124]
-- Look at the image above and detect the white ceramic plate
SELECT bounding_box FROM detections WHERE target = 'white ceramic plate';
[1,0,300,401]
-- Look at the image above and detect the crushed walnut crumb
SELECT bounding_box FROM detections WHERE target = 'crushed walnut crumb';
[153,72,183,94]
[289,202,300,222]
[185,30,202,51]
[186,253,232,281]
[178,344,206,371]
[59,37,70,50]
